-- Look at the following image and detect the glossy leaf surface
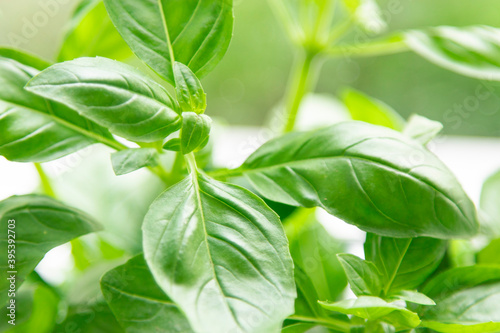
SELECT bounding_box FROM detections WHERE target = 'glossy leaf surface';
[174,62,207,113]
[53,302,123,333]
[240,122,478,238]
[143,173,295,333]
[389,290,435,306]
[337,254,382,297]
[480,169,500,236]
[287,213,346,317]
[0,195,102,306]
[0,283,59,333]
[103,0,234,84]
[0,51,115,162]
[111,148,158,176]
[403,114,443,145]
[0,47,51,70]
[364,233,447,294]
[406,26,500,81]
[180,112,212,154]
[58,0,132,61]
[422,265,500,300]
[26,57,181,142]
[319,296,420,328]
[342,88,405,131]
[101,255,192,332]
[421,283,500,333]
[292,265,326,319]
[163,138,181,152]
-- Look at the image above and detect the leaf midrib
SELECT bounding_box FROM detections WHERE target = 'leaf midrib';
[1,99,125,151]
[190,172,244,331]
[102,281,177,306]
[383,238,412,296]
[242,154,472,226]
[157,0,176,67]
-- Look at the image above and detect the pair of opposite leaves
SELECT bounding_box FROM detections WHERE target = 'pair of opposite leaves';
[1,51,479,332]
[0,1,481,333]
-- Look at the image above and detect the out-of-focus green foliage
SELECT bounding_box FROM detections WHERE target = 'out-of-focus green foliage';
[2,0,500,135]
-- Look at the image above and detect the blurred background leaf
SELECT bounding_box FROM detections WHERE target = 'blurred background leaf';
[2,0,500,135]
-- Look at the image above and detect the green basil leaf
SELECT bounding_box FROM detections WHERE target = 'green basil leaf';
[422,265,500,300]
[342,88,405,131]
[421,321,500,333]
[281,322,317,333]
[402,114,443,145]
[319,296,420,328]
[26,57,182,143]
[293,265,327,319]
[389,290,435,306]
[58,0,132,62]
[101,255,192,332]
[53,302,123,333]
[325,34,408,58]
[287,212,347,312]
[421,282,500,333]
[364,233,447,294]
[103,0,234,84]
[163,138,181,152]
[477,238,500,265]
[0,283,59,333]
[0,52,118,162]
[337,254,382,297]
[143,173,295,333]
[240,121,479,238]
[180,112,212,154]
[406,26,500,81]
[0,195,102,306]
[110,148,159,176]
[480,169,500,236]
[174,62,207,113]
[0,47,51,70]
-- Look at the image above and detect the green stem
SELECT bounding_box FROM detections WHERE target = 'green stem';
[157,0,176,65]
[288,315,351,332]
[206,167,244,180]
[34,163,56,198]
[171,151,185,181]
[185,152,198,175]
[148,164,172,185]
[137,142,173,185]
[382,238,412,296]
[325,40,410,58]
[267,0,301,42]
[283,50,320,133]
[327,18,355,45]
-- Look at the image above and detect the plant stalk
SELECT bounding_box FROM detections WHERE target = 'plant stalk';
[283,49,321,133]
[207,167,244,179]
[185,152,198,174]
[171,151,185,181]
[325,40,410,58]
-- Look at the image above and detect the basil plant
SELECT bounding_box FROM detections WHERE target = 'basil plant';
[1,0,500,332]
